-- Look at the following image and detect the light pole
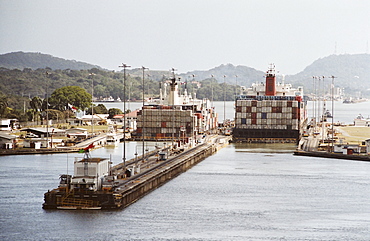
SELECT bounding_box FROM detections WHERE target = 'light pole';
[119,63,130,168]
[211,75,214,108]
[89,73,96,134]
[134,145,138,173]
[191,73,196,145]
[235,75,238,100]
[45,71,50,148]
[312,76,316,131]
[172,69,177,148]
[318,76,322,124]
[142,66,148,161]
[223,75,226,125]
[128,77,131,110]
[147,74,151,101]
[321,76,325,143]
[330,75,336,152]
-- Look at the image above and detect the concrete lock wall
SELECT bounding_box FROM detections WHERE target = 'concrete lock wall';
[119,143,216,209]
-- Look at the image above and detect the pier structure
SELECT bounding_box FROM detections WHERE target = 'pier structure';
[43,135,231,210]
[113,135,230,210]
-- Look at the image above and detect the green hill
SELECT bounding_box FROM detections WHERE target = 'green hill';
[179,63,265,87]
[286,54,370,96]
[0,51,101,70]
[1,52,369,98]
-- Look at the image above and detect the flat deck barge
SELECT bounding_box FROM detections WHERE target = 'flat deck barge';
[43,135,231,210]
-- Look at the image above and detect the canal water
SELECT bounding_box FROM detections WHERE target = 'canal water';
[1,101,370,240]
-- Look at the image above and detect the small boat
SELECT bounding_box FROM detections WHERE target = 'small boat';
[343,98,367,104]
[106,126,119,146]
[324,110,332,118]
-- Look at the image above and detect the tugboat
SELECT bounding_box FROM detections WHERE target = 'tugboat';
[42,144,121,210]
[105,125,119,146]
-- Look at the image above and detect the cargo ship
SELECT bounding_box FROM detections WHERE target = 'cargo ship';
[133,71,218,143]
[233,65,307,143]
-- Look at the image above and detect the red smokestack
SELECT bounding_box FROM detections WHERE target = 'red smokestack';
[265,65,276,96]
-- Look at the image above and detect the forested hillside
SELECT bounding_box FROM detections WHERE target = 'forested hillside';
[1,52,370,121]
[0,52,101,70]
[1,53,369,102]
[285,54,370,95]
[0,68,160,101]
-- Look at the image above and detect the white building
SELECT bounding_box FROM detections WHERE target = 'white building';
[0,119,19,131]
[0,133,17,149]
[112,110,139,132]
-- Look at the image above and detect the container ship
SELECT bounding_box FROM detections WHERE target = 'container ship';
[134,73,218,143]
[233,65,307,143]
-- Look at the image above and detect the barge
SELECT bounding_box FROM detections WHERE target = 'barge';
[43,147,119,210]
[43,136,226,210]
[233,65,307,143]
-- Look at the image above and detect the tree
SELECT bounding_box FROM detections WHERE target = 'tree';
[47,109,65,120]
[108,108,123,119]
[49,86,92,112]
[29,96,43,122]
[86,104,108,115]
[0,95,9,118]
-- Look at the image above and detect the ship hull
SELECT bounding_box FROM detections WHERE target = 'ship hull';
[42,189,120,210]
[233,128,299,143]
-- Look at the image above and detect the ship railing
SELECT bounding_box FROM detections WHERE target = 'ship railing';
[57,190,99,207]
[236,95,298,101]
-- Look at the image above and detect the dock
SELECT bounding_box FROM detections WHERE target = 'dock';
[0,133,113,156]
[109,135,232,209]
[294,150,370,162]
[42,135,232,210]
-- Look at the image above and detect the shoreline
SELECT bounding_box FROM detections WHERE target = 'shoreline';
[0,147,80,156]
[294,150,370,162]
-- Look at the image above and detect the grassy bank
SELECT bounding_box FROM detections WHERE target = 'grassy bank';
[337,126,370,144]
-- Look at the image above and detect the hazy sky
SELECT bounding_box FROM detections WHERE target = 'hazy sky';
[1,0,369,74]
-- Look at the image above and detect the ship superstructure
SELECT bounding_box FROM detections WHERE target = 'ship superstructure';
[135,73,218,142]
[233,65,307,143]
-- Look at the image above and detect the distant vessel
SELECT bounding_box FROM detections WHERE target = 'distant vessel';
[105,126,119,146]
[354,114,370,127]
[324,110,332,118]
[99,96,122,102]
[343,98,367,104]
[233,65,306,143]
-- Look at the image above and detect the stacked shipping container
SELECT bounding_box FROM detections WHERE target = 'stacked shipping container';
[233,96,305,142]
[136,105,218,140]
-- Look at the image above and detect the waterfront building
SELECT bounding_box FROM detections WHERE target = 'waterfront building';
[112,110,139,132]
[0,133,17,149]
